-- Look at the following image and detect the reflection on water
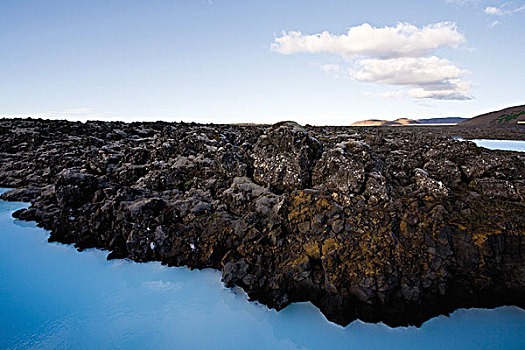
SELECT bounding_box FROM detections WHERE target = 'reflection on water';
[1,191,524,349]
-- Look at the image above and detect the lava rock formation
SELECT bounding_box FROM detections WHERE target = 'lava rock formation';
[1,118,524,327]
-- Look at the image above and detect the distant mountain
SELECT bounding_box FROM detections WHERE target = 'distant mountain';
[350,119,388,126]
[350,105,525,127]
[417,117,468,124]
[350,118,419,126]
[350,117,465,126]
[459,105,525,126]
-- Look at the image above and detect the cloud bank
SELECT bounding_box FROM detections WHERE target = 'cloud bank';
[272,22,472,100]
[354,56,471,100]
[272,22,464,59]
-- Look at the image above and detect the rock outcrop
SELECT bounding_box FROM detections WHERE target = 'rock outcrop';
[1,118,524,327]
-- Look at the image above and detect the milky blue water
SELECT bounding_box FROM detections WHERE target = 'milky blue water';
[469,139,525,152]
[2,165,525,350]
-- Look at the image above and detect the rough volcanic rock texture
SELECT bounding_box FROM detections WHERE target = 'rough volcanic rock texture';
[1,118,524,327]
[252,122,322,192]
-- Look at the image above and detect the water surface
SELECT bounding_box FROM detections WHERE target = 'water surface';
[468,139,525,152]
[1,190,524,349]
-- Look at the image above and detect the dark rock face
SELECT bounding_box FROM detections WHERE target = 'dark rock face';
[469,178,519,201]
[1,118,525,327]
[312,140,369,194]
[252,122,322,192]
[55,169,98,207]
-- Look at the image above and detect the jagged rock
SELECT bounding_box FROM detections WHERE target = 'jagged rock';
[222,260,250,286]
[461,152,501,179]
[0,186,42,201]
[423,159,462,187]
[252,122,322,192]
[516,181,525,201]
[215,144,248,179]
[364,171,390,202]
[55,169,98,207]
[414,168,449,200]
[312,141,369,194]
[1,117,524,328]
[469,178,519,200]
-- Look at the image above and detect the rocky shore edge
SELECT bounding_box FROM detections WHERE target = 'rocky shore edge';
[1,118,524,327]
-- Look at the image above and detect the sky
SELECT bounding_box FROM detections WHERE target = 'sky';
[0,0,524,125]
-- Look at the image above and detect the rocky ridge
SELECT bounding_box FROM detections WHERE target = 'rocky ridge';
[1,118,524,327]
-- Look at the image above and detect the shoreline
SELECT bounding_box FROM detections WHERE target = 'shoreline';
[1,192,524,334]
[1,118,524,327]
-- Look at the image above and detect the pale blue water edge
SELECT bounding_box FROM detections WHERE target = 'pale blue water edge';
[2,138,525,350]
[456,138,525,152]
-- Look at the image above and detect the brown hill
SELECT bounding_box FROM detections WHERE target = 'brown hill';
[393,118,418,125]
[350,118,418,126]
[460,104,525,126]
[350,119,390,126]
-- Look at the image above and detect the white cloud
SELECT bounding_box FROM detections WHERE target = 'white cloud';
[272,22,471,101]
[485,3,525,16]
[485,6,504,15]
[353,57,471,100]
[271,22,464,59]
[516,5,525,13]
[483,3,525,27]
[407,81,472,100]
[353,56,468,86]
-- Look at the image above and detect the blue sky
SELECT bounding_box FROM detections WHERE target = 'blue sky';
[1,0,524,124]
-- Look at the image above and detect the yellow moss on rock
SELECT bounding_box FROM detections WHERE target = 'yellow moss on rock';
[322,238,338,258]
[303,241,320,259]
